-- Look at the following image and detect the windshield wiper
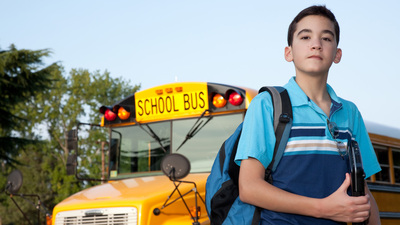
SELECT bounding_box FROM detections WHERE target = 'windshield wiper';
[176,110,213,151]
[136,120,168,153]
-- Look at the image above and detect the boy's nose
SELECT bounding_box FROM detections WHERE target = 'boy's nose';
[311,40,322,50]
[311,42,322,50]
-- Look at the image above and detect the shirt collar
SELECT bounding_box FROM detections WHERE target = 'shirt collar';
[284,76,342,107]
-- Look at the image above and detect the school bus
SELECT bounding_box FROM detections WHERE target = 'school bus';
[366,121,400,225]
[51,81,400,225]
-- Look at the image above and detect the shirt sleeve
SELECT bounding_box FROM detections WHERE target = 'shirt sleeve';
[353,107,381,178]
[234,92,276,169]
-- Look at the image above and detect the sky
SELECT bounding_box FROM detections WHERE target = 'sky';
[1,0,400,131]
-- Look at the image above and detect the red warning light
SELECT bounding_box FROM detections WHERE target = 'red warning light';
[104,109,117,121]
[228,91,243,106]
[100,106,117,121]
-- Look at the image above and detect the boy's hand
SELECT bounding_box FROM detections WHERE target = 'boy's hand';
[319,173,370,223]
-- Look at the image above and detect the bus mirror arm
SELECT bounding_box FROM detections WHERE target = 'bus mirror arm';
[157,154,205,225]
[5,170,52,225]
[155,179,205,225]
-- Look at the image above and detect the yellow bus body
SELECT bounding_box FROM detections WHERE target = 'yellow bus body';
[53,173,210,225]
[371,190,400,225]
[367,131,400,224]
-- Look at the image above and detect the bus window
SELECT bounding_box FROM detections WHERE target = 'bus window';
[373,144,390,183]
[108,113,243,179]
[115,122,170,175]
[109,138,120,171]
[394,148,400,183]
[172,113,243,172]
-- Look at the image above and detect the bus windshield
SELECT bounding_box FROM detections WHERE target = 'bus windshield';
[109,113,243,179]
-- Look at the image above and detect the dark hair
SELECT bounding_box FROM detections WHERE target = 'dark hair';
[287,5,340,46]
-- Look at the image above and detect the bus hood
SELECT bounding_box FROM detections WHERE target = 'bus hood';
[53,173,209,211]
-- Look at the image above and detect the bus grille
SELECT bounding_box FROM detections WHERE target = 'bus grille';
[54,207,137,225]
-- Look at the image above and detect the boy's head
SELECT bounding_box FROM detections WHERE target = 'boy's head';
[287,5,340,47]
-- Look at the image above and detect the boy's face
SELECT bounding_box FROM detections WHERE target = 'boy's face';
[285,15,342,77]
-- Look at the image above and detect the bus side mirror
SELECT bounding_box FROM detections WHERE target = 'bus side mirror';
[6,170,23,194]
[65,123,108,182]
[66,129,78,176]
[161,153,191,181]
[66,154,77,175]
[67,129,78,151]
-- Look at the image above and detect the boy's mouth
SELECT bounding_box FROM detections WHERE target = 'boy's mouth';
[308,55,323,60]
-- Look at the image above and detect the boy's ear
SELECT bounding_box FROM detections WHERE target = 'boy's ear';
[334,48,342,64]
[285,46,293,62]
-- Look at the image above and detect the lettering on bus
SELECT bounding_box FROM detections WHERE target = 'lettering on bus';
[183,92,205,110]
[136,91,206,117]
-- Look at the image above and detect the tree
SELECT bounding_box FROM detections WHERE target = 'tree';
[40,68,140,202]
[0,45,140,224]
[0,44,62,224]
[0,44,59,165]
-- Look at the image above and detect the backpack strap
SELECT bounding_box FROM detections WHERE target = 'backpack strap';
[257,86,293,182]
[251,86,293,225]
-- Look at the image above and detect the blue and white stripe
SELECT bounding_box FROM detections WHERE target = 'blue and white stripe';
[284,124,352,156]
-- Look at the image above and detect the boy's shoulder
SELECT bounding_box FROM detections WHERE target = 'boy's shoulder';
[249,90,274,108]
[325,83,359,113]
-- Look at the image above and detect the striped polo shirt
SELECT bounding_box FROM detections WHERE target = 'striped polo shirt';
[235,77,381,224]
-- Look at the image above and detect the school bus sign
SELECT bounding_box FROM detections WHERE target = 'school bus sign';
[135,82,209,122]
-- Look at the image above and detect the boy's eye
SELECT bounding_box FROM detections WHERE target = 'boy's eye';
[322,37,332,42]
[300,36,310,40]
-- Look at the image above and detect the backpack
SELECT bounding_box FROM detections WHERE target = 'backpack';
[205,86,293,225]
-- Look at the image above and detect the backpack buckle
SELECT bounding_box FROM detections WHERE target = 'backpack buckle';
[279,113,290,123]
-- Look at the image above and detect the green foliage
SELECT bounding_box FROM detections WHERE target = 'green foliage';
[0,44,58,164]
[0,44,140,224]
[0,142,75,225]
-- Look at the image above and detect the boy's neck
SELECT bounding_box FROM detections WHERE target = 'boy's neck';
[295,73,331,116]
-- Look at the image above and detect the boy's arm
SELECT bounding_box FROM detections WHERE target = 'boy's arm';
[239,157,372,223]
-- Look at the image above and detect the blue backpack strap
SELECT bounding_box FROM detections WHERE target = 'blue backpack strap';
[270,87,293,173]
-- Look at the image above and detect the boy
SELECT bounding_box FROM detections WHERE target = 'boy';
[235,5,381,225]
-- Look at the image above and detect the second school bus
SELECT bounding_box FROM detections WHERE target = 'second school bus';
[52,82,400,225]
